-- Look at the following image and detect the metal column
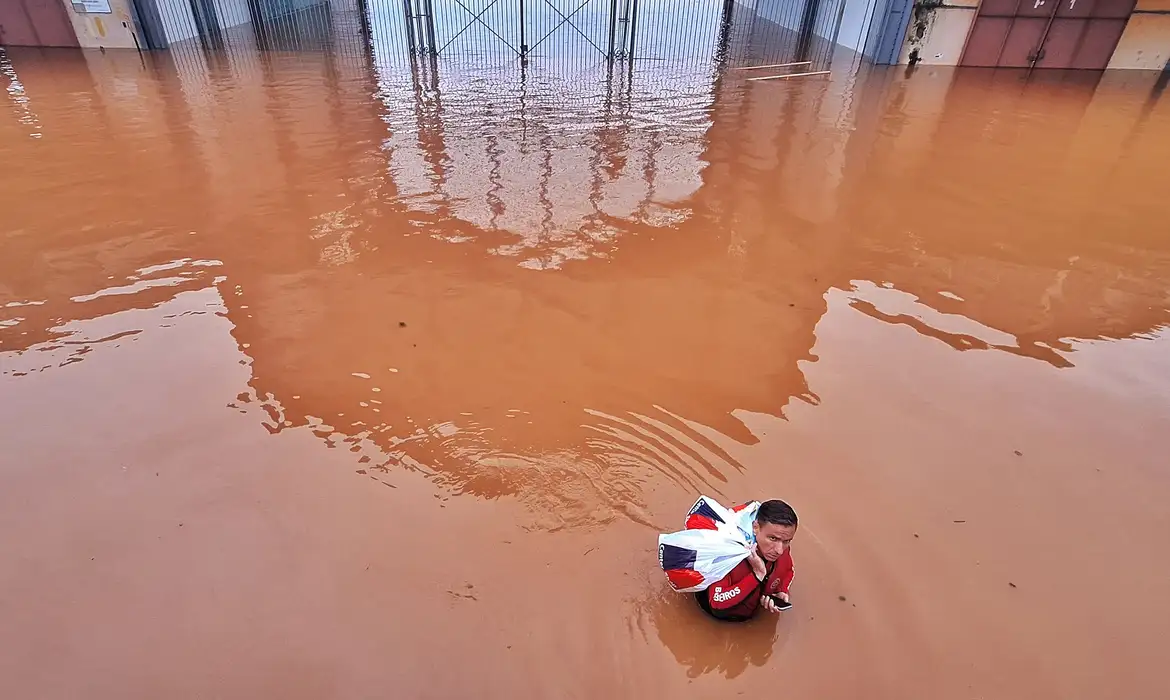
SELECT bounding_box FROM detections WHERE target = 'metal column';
[606,0,618,60]
[795,0,820,62]
[402,0,418,53]
[187,0,223,49]
[422,0,438,56]
[520,0,528,57]
[626,0,639,61]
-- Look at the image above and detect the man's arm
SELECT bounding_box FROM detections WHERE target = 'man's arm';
[705,561,764,610]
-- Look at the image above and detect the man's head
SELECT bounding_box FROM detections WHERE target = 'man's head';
[752,499,798,562]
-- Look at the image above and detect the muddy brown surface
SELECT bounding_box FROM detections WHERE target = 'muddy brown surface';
[2,45,1170,700]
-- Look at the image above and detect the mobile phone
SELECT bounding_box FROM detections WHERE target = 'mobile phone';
[768,595,793,611]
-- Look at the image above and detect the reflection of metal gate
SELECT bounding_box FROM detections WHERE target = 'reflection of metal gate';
[961,0,1134,69]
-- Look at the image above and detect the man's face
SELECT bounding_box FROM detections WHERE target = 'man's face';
[753,521,797,562]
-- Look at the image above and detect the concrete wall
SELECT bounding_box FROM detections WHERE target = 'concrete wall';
[59,0,139,49]
[1108,0,1170,70]
[898,0,977,65]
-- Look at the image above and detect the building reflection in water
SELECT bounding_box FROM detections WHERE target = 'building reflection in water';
[1,32,1169,531]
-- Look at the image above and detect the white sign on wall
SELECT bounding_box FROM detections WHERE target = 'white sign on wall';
[72,0,113,13]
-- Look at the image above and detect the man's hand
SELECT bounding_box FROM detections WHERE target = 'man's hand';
[776,591,790,604]
[746,546,767,581]
[761,595,785,614]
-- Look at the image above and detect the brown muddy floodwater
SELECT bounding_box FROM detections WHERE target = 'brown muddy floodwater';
[2,44,1170,700]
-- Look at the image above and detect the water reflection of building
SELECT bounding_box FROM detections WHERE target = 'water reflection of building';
[371,56,722,268]
[143,0,848,269]
[831,66,1170,360]
[3,46,1169,529]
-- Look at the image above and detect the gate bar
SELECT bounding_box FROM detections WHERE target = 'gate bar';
[607,0,618,61]
[627,0,639,62]
[736,61,811,70]
[402,0,418,53]
[423,0,438,56]
[520,0,528,56]
[357,0,372,45]
[747,70,831,81]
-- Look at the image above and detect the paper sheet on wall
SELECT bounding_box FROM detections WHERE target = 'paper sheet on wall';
[73,0,113,14]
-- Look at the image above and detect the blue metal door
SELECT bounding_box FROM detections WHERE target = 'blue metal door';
[871,0,910,65]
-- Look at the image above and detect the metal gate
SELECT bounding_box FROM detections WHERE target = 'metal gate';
[138,0,693,60]
[384,0,620,60]
[961,0,1135,69]
[134,0,850,76]
[384,0,731,63]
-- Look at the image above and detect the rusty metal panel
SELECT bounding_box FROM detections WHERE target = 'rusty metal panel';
[1072,17,1129,66]
[1057,0,1097,17]
[0,0,79,47]
[0,1,39,46]
[1036,17,1088,66]
[978,0,1024,15]
[1092,0,1137,18]
[961,15,1013,65]
[962,0,1134,68]
[22,0,80,47]
[1018,0,1058,17]
[999,16,1048,65]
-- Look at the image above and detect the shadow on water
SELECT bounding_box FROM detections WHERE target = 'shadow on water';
[633,589,785,679]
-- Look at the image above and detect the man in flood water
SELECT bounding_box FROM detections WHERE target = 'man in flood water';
[696,500,797,622]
